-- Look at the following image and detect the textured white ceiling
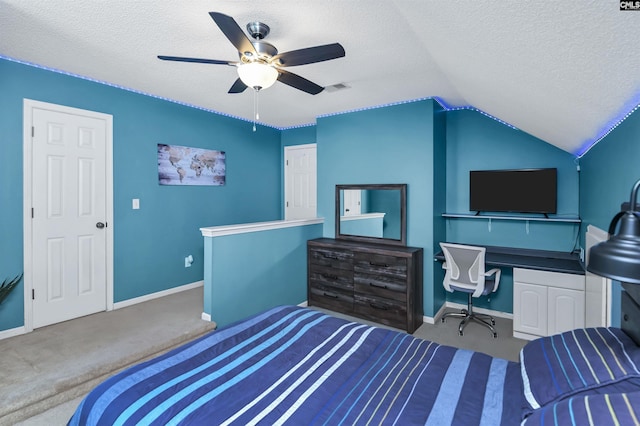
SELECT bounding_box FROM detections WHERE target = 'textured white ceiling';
[1,1,639,154]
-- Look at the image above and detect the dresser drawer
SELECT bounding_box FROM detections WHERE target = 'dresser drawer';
[354,252,407,278]
[309,247,354,270]
[354,272,406,302]
[309,283,354,312]
[354,294,407,330]
[309,264,353,290]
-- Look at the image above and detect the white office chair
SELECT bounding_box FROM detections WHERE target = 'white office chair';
[439,242,501,338]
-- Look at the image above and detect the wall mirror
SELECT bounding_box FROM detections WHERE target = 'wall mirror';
[335,184,407,246]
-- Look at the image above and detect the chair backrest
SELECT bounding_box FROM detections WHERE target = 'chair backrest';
[439,243,488,298]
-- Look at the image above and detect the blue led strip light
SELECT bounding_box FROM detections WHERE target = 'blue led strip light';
[576,94,640,158]
[4,54,639,149]
[0,54,278,130]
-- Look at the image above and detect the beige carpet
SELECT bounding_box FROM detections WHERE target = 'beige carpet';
[0,287,216,426]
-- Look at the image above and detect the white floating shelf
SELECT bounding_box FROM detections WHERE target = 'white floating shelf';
[442,213,581,223]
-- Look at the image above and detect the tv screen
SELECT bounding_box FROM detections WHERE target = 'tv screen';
[469,168,557,214]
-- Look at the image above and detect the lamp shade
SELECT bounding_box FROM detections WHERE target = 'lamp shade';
[587,178,640,284]
[237,62,278,90]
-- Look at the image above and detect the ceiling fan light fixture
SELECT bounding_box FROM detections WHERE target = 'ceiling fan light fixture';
[237,62,278,90]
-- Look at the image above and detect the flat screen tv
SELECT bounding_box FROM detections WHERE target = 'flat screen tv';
[469,168,557,214]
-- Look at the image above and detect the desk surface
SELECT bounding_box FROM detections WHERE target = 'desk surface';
[434,244,585,275]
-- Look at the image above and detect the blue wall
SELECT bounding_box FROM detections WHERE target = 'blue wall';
[579,108,640,326]
[316,100,447,317]
[444,110,581,313]
[2,55,632,332]
[0,59,282,331]
[203,222,323,328]
[446,110,580,249]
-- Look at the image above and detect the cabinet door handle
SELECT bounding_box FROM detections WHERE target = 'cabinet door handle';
[323,273,339,280]
[369,262,389,268]
[369,282,388,289]
[323,254,339,260]
[323,292,338,299]
[370,302,389,310]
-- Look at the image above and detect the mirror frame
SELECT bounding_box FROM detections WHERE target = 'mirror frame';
[335,183,407,246]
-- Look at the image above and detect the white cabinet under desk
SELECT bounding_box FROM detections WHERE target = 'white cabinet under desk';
[513,268,585,340]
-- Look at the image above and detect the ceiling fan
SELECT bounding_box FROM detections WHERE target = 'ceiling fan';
[158,12,346,95]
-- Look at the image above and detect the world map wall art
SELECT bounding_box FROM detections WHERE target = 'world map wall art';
[157,144,226,186]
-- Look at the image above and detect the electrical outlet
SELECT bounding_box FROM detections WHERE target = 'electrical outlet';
[184,255,193,268]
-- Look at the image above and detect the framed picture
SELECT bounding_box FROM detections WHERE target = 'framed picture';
[157,144,226,186]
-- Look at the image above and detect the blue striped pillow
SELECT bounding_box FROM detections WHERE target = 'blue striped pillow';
[522,391,640,425]
[520,328,640,413]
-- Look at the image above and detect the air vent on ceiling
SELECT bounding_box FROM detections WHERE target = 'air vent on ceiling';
[324,83,350,93]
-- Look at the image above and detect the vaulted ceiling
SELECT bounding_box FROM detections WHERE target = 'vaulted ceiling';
[2,1,639,155]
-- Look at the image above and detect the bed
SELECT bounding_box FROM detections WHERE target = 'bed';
[68,304,640,425]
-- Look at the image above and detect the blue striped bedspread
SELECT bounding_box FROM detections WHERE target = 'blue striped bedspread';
[68,305,523,425]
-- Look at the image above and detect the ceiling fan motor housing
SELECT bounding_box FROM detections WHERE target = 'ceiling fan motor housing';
[247,21,270,40]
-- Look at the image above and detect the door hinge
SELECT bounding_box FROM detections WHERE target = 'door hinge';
[32,126,35,137]
[31,208,34,218]
[32,289,35,300]
[286,201,289,207]
[286,160,289,166]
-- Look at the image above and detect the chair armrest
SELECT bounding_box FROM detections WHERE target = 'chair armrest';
[484,268,501,291]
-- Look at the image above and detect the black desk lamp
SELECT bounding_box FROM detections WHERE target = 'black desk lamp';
[587,178,640,283]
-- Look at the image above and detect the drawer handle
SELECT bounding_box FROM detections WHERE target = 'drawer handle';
[369,282,388,289]
[323,254,339,260]
[323,273,339,280]
[369,262,389,267]
[323,292,338,299]
[370,302,389,310]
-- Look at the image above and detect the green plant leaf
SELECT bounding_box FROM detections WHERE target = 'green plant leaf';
[0,273,23,305]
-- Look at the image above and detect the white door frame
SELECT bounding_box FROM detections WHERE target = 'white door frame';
[284,143,317,220]
[22,99,114,333]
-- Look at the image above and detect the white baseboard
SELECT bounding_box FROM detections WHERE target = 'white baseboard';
[298,300,308,307]
[0,325,27,341]
[513,331,538,341]
[423,303,450,324]
[114,280,204,310]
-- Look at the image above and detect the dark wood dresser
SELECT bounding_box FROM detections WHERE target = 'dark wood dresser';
[307,238,423,333]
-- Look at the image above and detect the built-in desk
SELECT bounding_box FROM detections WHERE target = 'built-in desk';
[434,245,584,275]
[435,244,586,340]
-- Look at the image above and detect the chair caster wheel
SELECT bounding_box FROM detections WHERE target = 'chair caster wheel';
[441,318,446,323]
[459,331,464,336]
[493,333,498,338]
[491,319,496,326]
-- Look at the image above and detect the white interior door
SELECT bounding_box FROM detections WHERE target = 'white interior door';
[342,190,362,216]
[25,101,112,329]
[284,144,317,220]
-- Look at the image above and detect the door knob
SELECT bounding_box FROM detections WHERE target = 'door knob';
[96,222,105,229]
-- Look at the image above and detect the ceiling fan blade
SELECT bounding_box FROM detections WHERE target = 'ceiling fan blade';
[272,43,345,67]
[209,12,256,56]
[277,70,324,95]
[157,55,236,65]
[228,78,248,94]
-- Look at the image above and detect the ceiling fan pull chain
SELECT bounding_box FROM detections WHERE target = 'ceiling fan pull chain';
[252,89,258,132]
[255,88,260,120]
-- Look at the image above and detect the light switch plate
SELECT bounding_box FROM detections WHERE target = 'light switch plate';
[132,198,140,210]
